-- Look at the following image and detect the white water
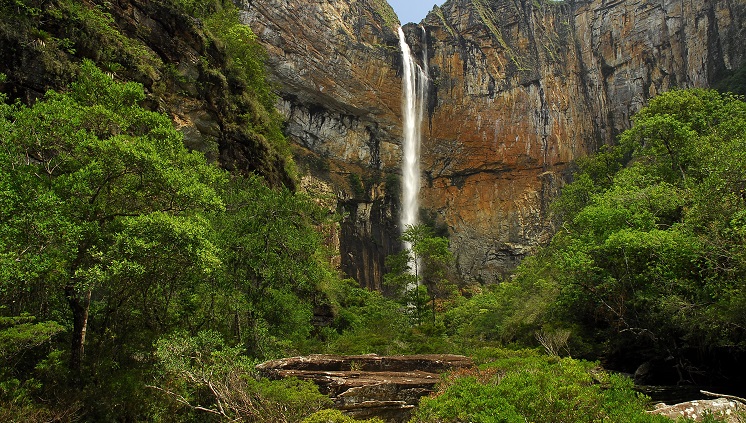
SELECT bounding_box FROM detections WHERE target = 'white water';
[398,26,428,249]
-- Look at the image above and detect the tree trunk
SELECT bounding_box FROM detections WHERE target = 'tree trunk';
[65,286,91,375]
[431,296,436,326]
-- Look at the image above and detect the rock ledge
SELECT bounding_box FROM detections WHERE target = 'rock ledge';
[256,354,474,422]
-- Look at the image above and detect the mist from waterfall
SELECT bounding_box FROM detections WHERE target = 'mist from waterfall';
[398,26,428,255]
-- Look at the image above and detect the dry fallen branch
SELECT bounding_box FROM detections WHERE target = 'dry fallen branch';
[700,390,746,405]
[145,384,242,422]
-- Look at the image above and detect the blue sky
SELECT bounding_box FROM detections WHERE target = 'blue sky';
[388,0,443,25]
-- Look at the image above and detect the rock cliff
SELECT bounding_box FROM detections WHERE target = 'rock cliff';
[419,0,745,281]
[239,0,406,289]
[241,0,746,286]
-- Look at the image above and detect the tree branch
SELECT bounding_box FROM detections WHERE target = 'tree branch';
[145,384,227,418]
[700,390,746,404]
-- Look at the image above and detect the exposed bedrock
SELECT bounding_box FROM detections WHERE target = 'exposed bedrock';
[241,0,746,285]
[256,354,474,422]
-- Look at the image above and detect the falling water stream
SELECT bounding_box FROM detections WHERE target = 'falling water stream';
[398,26,428,256]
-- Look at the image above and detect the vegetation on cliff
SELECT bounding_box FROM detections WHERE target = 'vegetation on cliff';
[0,0,293,186]
[1,0,746,421]
[442,89,746,387]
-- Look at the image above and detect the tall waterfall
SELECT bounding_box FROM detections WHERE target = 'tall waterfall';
[398,26,428,246]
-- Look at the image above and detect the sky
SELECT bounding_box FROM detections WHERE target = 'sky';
[388,0,443,25]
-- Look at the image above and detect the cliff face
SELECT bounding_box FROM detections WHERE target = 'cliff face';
[242,0,746,285]
[238,0,406,289]
[416,0,745,282]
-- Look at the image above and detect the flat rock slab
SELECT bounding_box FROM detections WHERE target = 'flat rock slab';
[256,353,474,374]
[256,354,474,422]
[651,398,746,422]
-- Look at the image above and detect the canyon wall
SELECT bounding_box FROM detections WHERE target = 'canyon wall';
[417,0,745,282]
[241,0,746,285]
[239,0,406,289]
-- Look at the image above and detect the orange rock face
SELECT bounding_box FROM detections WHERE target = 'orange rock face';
[242,0,746,285]
[414,0,745,281]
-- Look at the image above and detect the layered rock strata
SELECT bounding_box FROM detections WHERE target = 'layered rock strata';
[417,0,745,280]
[256,354,474,422]
[241,0,746,285]
[239,0,405,289]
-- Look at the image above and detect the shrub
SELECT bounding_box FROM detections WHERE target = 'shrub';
[412,350,673,423]
[302,409,384,423]
[153,331,332,422]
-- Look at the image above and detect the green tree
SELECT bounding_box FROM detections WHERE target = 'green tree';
[211,175,330,357]
[386,224,454,325]
[322,278,410,355]
[501,89,746,379]
[0,60,225,376]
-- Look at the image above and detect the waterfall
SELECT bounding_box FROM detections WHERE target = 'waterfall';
[398,26,428,249]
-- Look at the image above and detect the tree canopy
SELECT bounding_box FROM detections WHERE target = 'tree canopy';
[0,61,339,421]
[385,224,454,325]
[455,89,746,384]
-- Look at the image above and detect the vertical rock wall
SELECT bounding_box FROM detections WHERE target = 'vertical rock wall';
[414,0,745,282]
[241,0,746,286]
[238,0,405,289]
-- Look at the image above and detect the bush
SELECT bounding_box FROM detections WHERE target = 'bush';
[302,409,384,423]
[411,350,673,423]
[321,279,411,355]
[154,331,332,422]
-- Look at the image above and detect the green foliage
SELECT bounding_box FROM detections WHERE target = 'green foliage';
[412,350,672,423]
[348,173,366,198]
[0,314,63,360]
[195,2,295,180]
[0,0,293,185]
[154,331,332,422]
[167,0,223,18]
[210,174,330,358]
[385,224,454,325]
[322,279,411,355]
[303,409,384,423]
[715,61,746,96]
[443,269,561,348]
[1,0,160,81]
[456,89,746,379]
[0,313,69,422]
[0,61,343,420]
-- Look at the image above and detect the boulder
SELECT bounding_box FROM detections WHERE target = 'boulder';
[650,397,746,422]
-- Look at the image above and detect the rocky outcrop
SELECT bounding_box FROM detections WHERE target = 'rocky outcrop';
[256,354,474,422]
[416,0,745,281]
[650,396,746,422]
[242,0,746,285]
